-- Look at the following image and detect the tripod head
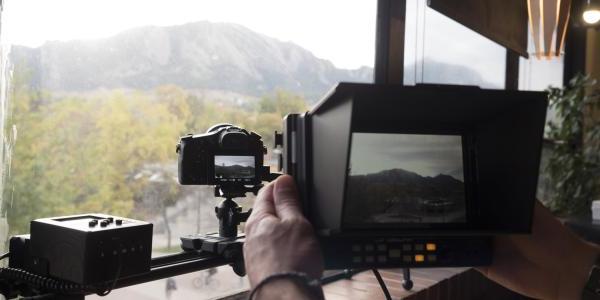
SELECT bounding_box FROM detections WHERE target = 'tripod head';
[213,183,262,238]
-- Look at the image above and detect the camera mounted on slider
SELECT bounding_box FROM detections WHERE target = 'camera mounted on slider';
[176,124,279,275]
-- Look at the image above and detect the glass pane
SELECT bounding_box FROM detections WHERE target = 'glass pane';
[518,30,564,92]
[404,0,506,88]
[0,1,376,299]
[517,27,564,206]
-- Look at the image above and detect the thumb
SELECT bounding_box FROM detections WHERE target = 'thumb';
[273,175,302,220]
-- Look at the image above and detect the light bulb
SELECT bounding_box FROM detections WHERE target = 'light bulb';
[583,9,600,24]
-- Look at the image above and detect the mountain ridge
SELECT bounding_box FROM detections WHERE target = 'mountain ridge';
[10,21,495,102]
[345,167,466,224]
[9,21,372,101]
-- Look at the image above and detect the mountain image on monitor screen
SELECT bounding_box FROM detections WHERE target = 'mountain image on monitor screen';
[344,168,466,224]
[215,156,255,179]
[344,133,466,225]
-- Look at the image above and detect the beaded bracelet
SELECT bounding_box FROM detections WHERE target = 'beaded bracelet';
[248,272,324,300]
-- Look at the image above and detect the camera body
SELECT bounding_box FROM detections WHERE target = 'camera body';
[177,124,268,187]
[276,83,548,268]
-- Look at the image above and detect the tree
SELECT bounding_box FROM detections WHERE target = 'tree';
[255,90,308,148]
[546,74,600,215]
[2,75,307,238]
[136,169,181,249]
[258,89,308,117]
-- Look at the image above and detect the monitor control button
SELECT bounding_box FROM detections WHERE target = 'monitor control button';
[426,243,437,251]
[415,254,425,262]
[389,249,402,258]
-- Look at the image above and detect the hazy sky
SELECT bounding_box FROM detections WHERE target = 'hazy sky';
[349,133,464,181]
[215,155,254,168]
[2,0,377,69]
[1,0,562,86]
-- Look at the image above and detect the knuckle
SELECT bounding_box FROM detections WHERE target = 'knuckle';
[256,182,274,199]
[244,217,258,232]
[245,214,258,228]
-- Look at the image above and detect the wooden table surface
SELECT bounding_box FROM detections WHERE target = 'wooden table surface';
[323,268,467,300]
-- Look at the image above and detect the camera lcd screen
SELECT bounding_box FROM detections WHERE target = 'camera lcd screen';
[343,133,466,226]
[214,155,255,181]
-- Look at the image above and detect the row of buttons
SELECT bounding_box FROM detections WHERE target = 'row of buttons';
[89,217,123,227]
[352,244,387,252]
[352,253,437,264]
[217,178,253,182]
[352,243,437,252]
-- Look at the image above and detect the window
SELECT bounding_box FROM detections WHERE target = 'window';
[516,26,564,204]
[0,1,376,299]
[518,31,564,91]
[401,1,565,204]
[404,0,507,88]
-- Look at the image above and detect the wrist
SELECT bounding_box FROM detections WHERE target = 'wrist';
[253,278,318,300]
[249,272,324,300]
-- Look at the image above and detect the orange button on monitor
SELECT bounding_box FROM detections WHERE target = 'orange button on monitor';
[426,243,436,251]
[415,254,425,262]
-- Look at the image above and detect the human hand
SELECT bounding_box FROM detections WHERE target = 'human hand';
[243,175,324,287]
[479,201,600,300]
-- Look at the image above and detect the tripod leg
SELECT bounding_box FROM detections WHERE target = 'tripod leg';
[402,268,413,291]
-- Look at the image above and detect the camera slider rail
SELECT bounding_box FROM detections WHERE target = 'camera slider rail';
[1,251,368,299]
[0,251,231,300]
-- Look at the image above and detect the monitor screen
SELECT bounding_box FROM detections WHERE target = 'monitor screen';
[214,155,255,181]
[343,133,466,226]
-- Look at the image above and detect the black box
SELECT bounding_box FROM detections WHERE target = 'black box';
[29,214,152,285]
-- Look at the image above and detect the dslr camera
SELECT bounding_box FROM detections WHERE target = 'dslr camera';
[178,82,548,270]
[177,124,270,191]
[176,124,275,246]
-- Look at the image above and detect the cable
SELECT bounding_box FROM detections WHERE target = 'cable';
[21,293,56,300]
[0,252,9,260]
[0,267,90,294]
[96,245,124,296]
[372,269,392,300]
[0,258,124,298]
